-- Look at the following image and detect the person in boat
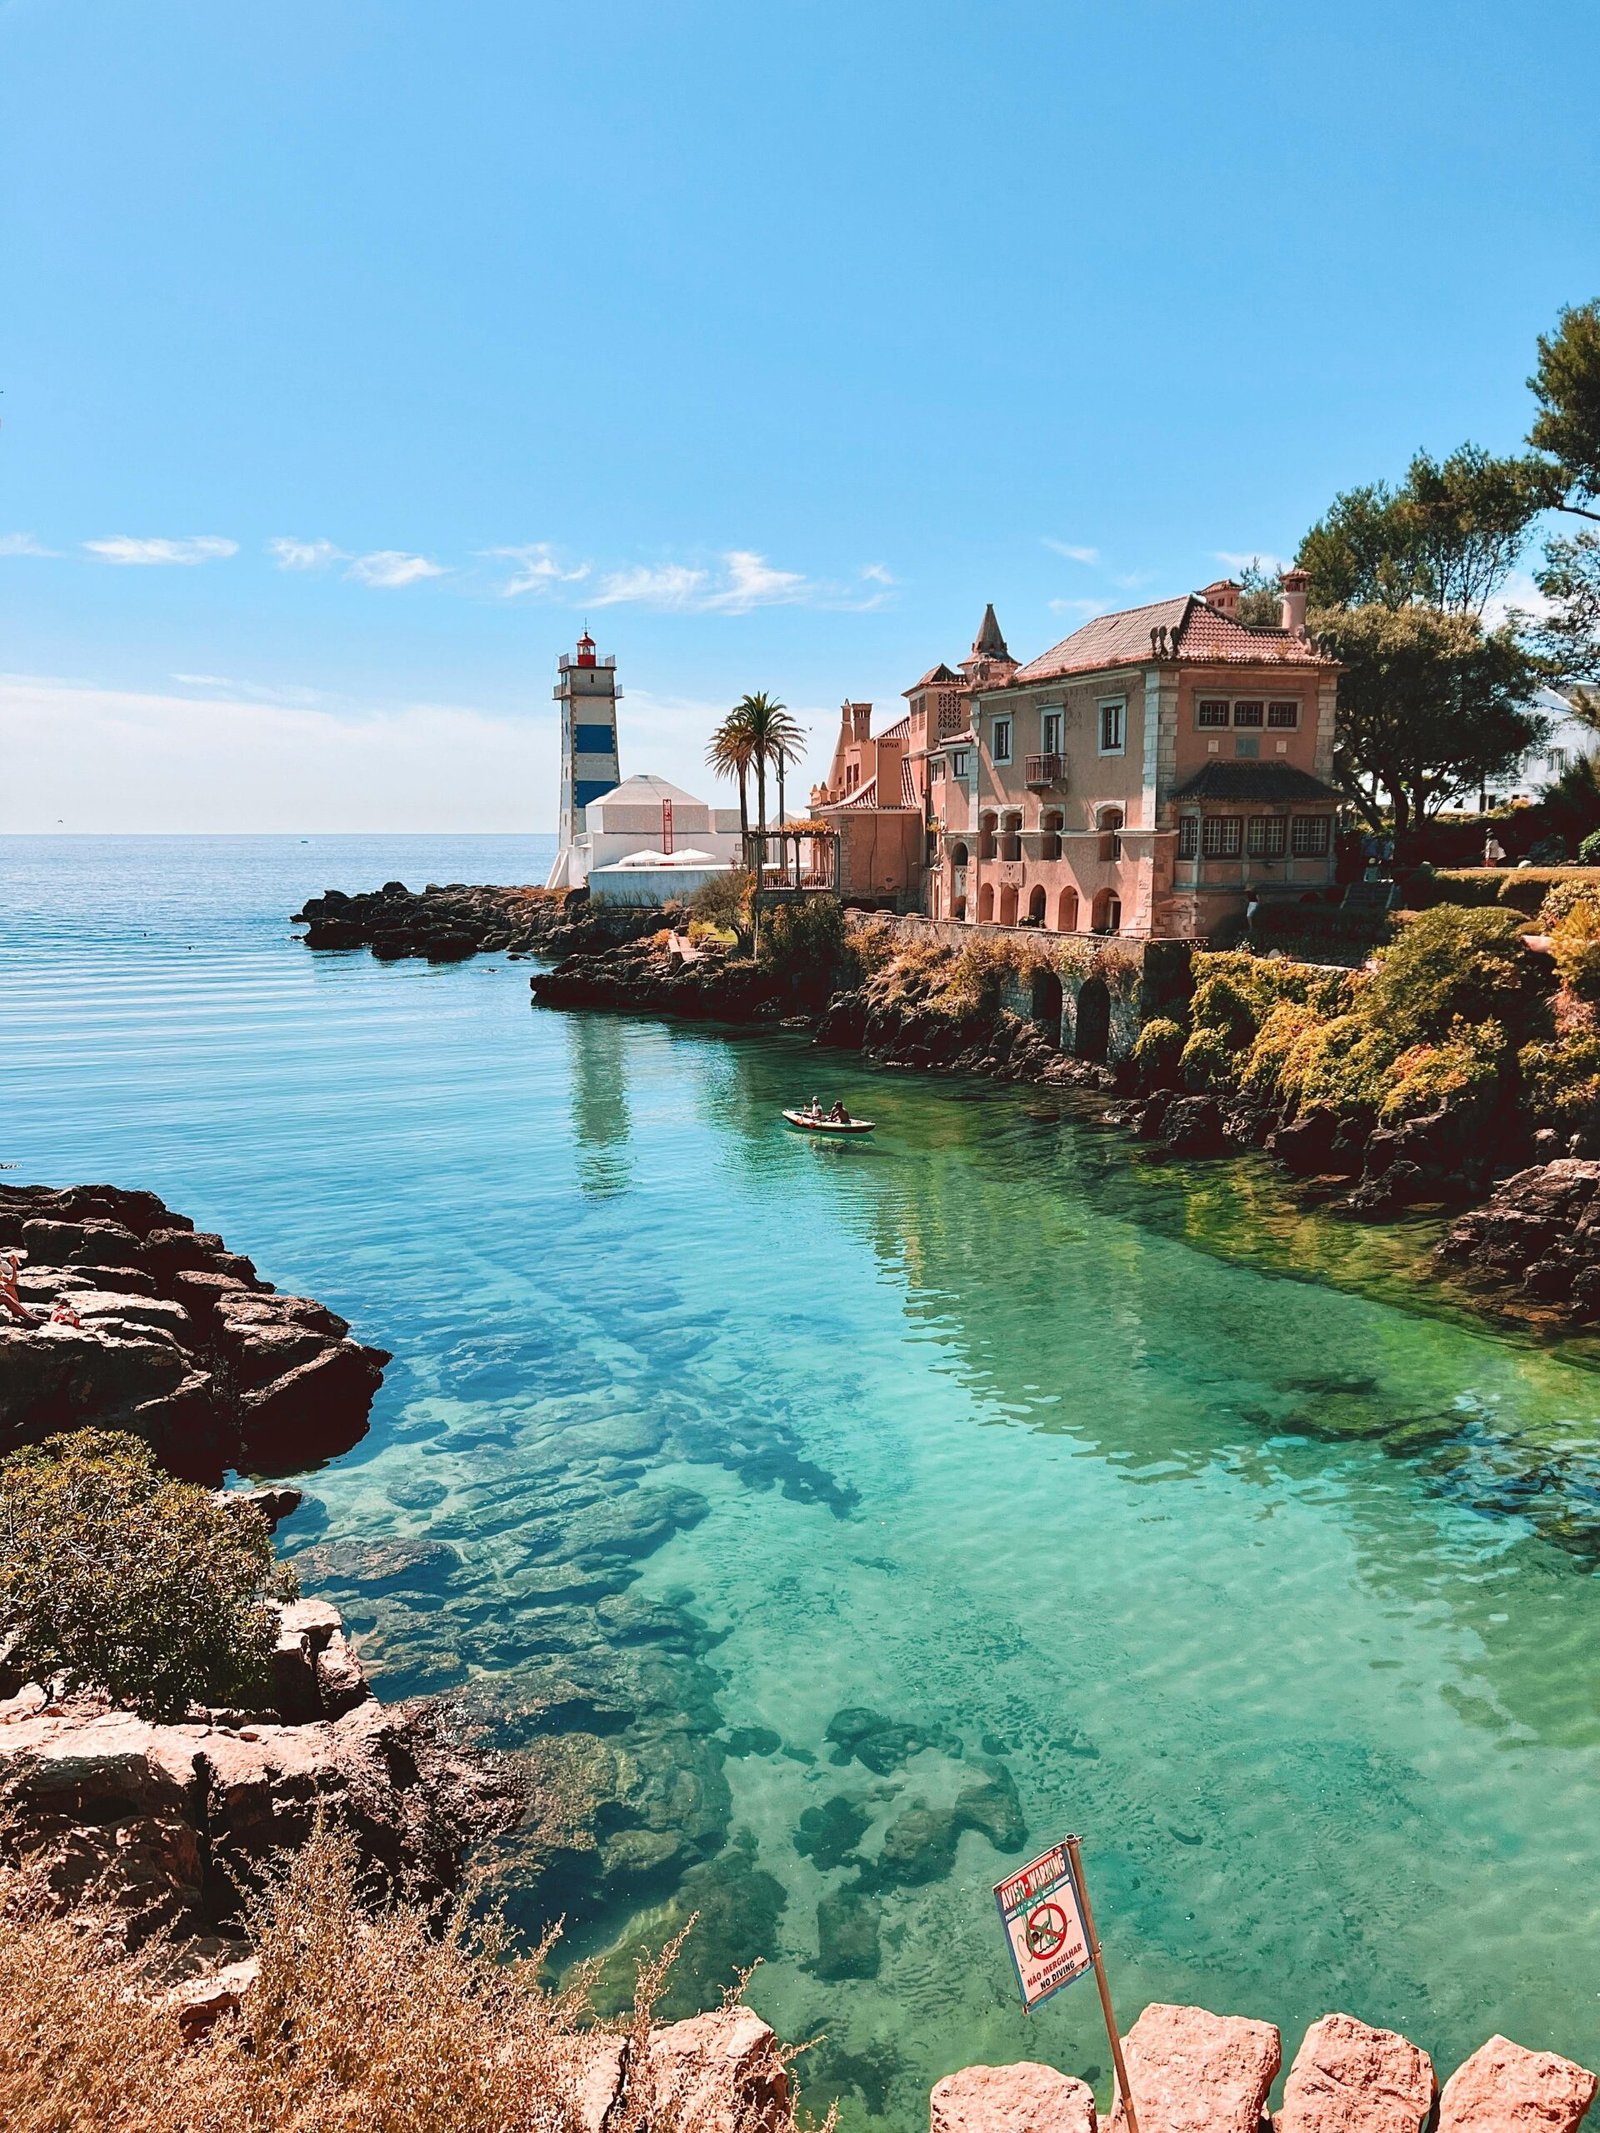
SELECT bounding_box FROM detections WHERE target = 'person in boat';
[829,1100,851,1123]
[807,1095,823,1118]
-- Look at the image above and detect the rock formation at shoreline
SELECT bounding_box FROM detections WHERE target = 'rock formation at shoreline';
[0,1182,389,1479]
[1437,1160,1600,1320]
[0,1593,523,1955]
[293,879,663,961]
[532,933,789,1022]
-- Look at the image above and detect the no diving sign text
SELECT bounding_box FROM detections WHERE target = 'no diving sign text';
[994,1843,1094,2013]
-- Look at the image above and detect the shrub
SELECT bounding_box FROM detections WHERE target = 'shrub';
[1527,834,1570,865]
[1378,1020,1507,1128]
[1580,829,1600,866]
[1550,897,1600,1005]
[1495,867,1600,917]
[1521,1031,1600,1138]
[0,1821,821,2133]
[1179,1024,1234,1091]
[688,869,754,949]
[756,895,856,996]
[1537,880,1600,929]
[1131,1017,1184,1089]
[1426,869,1513,909]
[1363,905,1542,1048]
[0,1431,295,1720]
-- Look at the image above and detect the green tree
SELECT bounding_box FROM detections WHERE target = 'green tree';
[1534,531,1600,690]
[0,1430,296,1720]
[1234,558,1283,629]
[1299,446,1548,617]
[1529,298,1600,522]
[1315,603,1546,835]
[706,706,756,846]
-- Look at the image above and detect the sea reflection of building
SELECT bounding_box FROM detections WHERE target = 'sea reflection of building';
[566,1012,634,1199]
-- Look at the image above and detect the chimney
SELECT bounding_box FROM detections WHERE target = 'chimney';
[1200,579,1241,619]
[849,701,873,742]
[1279,568,1309,637]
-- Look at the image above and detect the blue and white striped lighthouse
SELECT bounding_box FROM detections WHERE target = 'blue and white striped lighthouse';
[546,631,622,890]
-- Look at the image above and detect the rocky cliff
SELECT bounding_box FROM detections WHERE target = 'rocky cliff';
[0,1182,389,1479]
[294,879,663,961]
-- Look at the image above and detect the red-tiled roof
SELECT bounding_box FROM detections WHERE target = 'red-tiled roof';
[899,757,917,807]
[1011,594,1335,684]
[841,775,879,808]
[879,713,911,741]
[909,663,959,690]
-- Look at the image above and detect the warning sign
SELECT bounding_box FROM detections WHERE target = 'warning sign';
[994,1842,1094,2013]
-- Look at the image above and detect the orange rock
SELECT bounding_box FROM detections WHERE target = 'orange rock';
[1110,2003,1281,2133]
[931,2059,1097,2133]
[1276,2014,1434,2133]
[647,2007,790,2132]
[1438,2035,1597,2133]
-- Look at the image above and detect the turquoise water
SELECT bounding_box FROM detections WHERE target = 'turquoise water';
[5,836,1600,2122]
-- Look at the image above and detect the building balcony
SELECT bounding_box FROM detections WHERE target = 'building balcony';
[1024,753,1065,788]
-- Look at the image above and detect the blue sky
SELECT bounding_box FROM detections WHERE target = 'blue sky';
[3,0,1598,831]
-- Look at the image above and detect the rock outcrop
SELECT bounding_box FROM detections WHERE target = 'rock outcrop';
[532,936,789,1023]
[0,1183,389,1478]
[931,2060,1097,2133]
[934,2012,1592,2133]
[1109,2003,1282,2133]
[1438,2035,1598,2133]
[0,1600,522,1950]
[293,880,662,962]
[1436,1161,1600,1321]
[1276,2014,1435,2133]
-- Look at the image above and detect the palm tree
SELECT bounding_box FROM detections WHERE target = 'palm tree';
[735,691,805,859]
[706,707,756,849]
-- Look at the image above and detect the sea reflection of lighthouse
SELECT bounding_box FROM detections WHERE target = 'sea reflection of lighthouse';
[566,1014,633,1200]
[545,631,621,891]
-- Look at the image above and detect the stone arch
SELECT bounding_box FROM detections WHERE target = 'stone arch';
[1000,811,1023,863]
[977,880,995,923]
[1030,964,1064,1045]
[1091,888,1122,935]
[950,840,970,867]
[1057,886,1080,932]
[1074,976,1111,1062]
[1096,805,1125,862]
[1039,809,1063,861]
[1027,883,1047,926]
[978,814,998,862]
[998,882,1019,926]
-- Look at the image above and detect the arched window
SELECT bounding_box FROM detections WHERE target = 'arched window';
[1057,886,1079,932]
[1027,884,1047,926]
[1091,888,1121,935]
[977,881,995,923]
[978,814,998,862]
[998,883,1019,926]
[950,840,970,868]
[1031,965,1064,1041]
[1039,810,1063,861]
[1000,811,1023,863]
[1096,806,1125,863]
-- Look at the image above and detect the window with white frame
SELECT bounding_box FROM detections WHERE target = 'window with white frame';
[1201,816,1243,857]
[1233,700,1264,728]
[930,755,946,782]
[1267,700,1300,729]
[1247,815,1287,857]
[1291,815,1331,857]
[1098,699,1125,755]
[951,748,970,779]
[992,717,1012,764]
[1196,699,1230,729]
[1041,709,1062,755]
[1178,814,1199,859]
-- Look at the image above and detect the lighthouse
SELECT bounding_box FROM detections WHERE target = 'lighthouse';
[545,631,622,891]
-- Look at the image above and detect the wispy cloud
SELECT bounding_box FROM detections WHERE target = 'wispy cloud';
[346,549,449,589]
[483,543,591,598]
[1044,539,1100,565]
[589,550,852,616]
[860,562,896,586]
[0,533,59,559]
[1048,596,1102,618]
[590,562,708,610]
[84,535,238,567]
[269,536,346,571]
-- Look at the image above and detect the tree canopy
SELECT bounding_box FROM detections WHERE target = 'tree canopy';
[1530,298,1600,521]
[1315,602,1545,835]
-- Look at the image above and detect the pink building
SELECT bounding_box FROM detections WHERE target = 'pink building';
[919,576,1342,937]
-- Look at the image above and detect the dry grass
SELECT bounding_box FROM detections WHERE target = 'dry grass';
[0,1823,829,2133]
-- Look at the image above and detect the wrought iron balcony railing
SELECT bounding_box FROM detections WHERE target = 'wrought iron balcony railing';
[1024,753,1064,788]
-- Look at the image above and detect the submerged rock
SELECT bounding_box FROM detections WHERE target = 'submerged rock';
[813,1884,882,1980]
[793,1793,871,1870]
[824,1704,960,1773]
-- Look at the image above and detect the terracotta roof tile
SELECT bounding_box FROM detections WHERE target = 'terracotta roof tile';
[1169,761,1340,802]
[1011,594,1336,684]
[909,663,959,690]
[899,758,917,808]
[879,714,911,741]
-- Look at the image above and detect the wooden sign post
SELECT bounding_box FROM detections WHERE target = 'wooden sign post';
[994,1835,1140,2133]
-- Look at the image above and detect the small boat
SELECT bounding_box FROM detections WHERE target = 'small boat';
[783,1108,876,1136]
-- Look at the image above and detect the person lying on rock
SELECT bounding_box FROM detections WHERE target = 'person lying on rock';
[0,1251,42,1328]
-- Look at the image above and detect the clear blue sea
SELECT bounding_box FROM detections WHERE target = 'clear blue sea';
[5,835,1600,2125]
